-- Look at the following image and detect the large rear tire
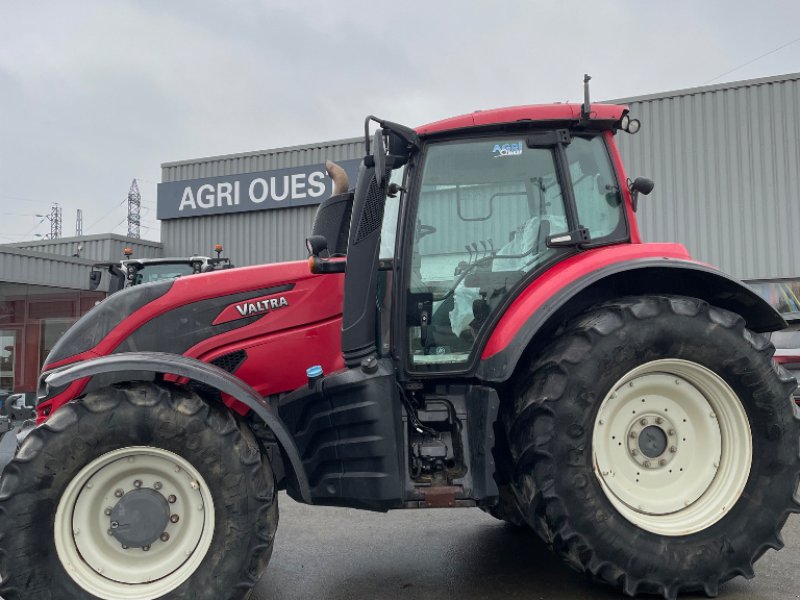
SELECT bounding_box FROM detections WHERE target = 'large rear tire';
[505,296,800,599]
[0,382,278,600]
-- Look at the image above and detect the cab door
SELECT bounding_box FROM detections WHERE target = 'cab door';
[397,132,626,375]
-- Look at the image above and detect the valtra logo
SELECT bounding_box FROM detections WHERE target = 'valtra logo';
[213,294,290,325]
[235,296,289,317]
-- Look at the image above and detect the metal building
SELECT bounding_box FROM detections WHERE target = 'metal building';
[612,72,800,281]
[9,234,162,268]
[0,234,163,396]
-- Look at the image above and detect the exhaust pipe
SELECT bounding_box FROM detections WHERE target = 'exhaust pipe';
[326,160,349,195]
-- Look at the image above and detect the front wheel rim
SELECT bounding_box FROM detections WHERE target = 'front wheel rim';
[592,359,752,536]
[55,446,216,600]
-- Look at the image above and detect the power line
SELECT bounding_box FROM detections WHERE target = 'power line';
[21,218,46,239]
[84,197,128,233]
[704,36,800,84]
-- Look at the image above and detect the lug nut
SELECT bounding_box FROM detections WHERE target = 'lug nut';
[154,482,163,490]
[655,417,663,425]
[110,521,119,529]
[104,507,112,516]
[170,514,180,524]
[168,495,177,504]
[629,432,637,439]
[133,480,142,488]
[142,545,150,552]
[107,529,114,536]
[631,449,639,456]
[659,459,667,466]
[160,533,170,542]
[668,429,675,436]
[644,461,651,468]
[670,446,677,453]
[114,489,124,498]
[639,418,647,426]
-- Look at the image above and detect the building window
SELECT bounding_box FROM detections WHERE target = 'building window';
[39,318,77,370]
[0,330,15,393]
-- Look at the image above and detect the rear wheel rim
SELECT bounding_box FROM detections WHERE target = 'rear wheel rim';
[592,359,752,536]
[55,446,215,600]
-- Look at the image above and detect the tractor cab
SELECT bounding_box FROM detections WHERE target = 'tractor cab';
[309,99,646,378]
[89,244,234,294]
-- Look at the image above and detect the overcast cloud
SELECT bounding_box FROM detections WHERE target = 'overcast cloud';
[1,0,798,243]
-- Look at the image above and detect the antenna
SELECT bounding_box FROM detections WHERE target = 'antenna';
[127,179,141,239]
[75,208,83,236]
[50,202,62,239]
[580,73,592,124]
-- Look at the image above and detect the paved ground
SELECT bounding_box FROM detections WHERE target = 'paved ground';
[254,494,800,600]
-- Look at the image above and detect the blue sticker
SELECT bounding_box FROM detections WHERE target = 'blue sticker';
[492,142,523,158]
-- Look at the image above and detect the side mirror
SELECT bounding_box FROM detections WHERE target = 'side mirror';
[305,235,329,258]
[88,270,102,290]
[629,177,654,212]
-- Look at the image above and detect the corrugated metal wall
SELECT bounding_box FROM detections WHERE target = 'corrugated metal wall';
[10,234,162,263]
[0,247,96,288]
[161,138,364,265]
[614,73,800,280]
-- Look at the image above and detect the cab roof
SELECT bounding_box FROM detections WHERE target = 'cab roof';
[416,103,627,136]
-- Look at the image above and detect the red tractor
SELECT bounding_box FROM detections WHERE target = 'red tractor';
[1,82,798,600]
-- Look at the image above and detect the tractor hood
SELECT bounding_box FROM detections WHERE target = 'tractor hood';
[44,261,344,369]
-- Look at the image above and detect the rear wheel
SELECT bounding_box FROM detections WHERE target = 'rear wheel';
[0,383,278,600]
[506,296,800,599]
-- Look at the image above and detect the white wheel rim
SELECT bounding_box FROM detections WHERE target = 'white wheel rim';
[592,359,752,536]
[55,446,215,600]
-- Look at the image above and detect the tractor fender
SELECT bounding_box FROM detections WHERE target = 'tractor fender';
[43,351,311,503]
[477,257,785,382]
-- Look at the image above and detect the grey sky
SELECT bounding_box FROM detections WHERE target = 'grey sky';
[1,0,798,243]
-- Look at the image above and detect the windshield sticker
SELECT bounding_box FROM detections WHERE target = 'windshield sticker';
[492,142,523,158]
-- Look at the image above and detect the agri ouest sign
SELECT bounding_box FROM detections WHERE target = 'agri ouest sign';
[157,159,362,220]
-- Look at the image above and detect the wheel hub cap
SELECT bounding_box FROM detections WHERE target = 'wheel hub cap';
[110,489,170,548]
[638,424,668,458]
[626,415,678,470]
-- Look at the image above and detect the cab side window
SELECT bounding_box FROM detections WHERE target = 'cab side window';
[566,137,624,241]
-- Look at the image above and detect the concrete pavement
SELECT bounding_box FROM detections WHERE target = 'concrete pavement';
[254,492,800,600]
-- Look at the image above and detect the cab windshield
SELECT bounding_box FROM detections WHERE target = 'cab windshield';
[133,264,195,285]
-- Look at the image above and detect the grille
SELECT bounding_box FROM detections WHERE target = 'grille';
[191,350,247,399]
[355,171,389,243]
[211,349,247,373]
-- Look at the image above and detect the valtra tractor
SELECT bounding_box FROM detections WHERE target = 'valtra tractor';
[1,78,798,600]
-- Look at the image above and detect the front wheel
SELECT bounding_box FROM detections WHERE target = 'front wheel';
[506,296,800,599]
[0,383,278,600]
